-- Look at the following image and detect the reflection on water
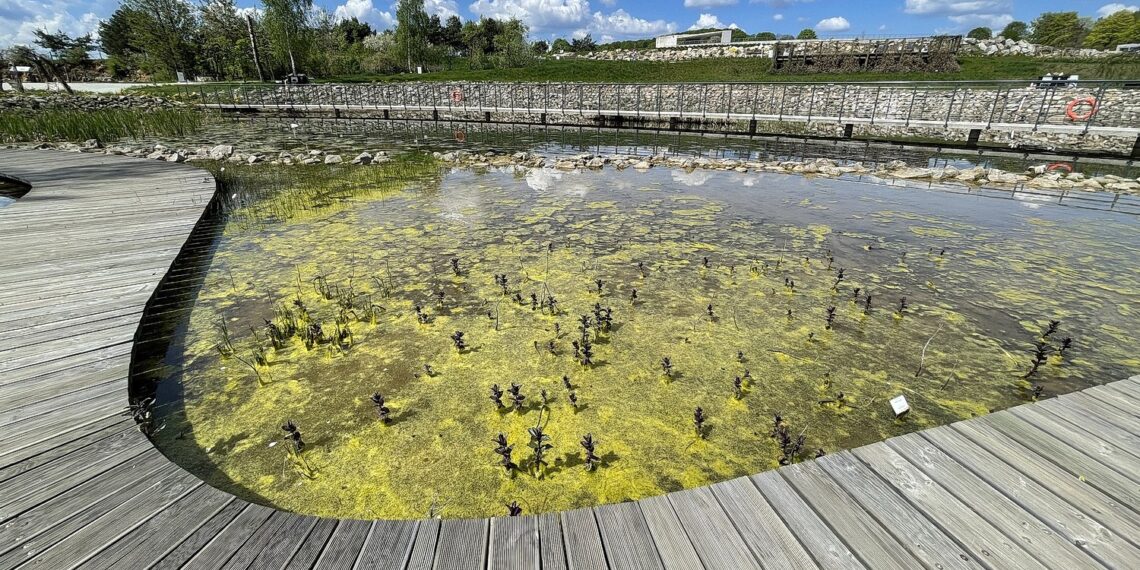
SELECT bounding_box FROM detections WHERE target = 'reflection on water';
[151,160,1140,519]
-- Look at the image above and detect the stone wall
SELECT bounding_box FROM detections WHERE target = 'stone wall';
[0,93,180,112]
[959,37,1109,58]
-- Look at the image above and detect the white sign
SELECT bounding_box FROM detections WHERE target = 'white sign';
[889,395,910,418]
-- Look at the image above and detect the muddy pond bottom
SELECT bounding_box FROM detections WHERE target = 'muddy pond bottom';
[151,161,1140,519]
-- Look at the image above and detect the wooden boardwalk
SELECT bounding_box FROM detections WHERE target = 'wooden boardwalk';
[2,149,1139,569]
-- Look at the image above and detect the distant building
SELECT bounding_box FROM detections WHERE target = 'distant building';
[656,30,733,49]
[1117,43,1140,53]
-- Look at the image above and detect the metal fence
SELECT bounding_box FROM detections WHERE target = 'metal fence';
[186,80,1140,134]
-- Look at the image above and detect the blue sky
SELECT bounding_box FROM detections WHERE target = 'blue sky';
[1,1,1132,49]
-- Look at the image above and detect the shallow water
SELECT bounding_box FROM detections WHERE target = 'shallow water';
[151,161,1140,519]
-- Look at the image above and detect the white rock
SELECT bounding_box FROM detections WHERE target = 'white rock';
[208,144,234,159]
[324,154,343,164]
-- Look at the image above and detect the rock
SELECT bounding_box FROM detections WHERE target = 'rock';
[82,139,102,149]
[166,152,186,163]
[209,144,234,159]
[632,160,651,170]
[146,150,165,160]
[891,167,933,179]
[586,157,606,169]
[248,154,263,164]
[351,152,373,165]
[324,154,343,164]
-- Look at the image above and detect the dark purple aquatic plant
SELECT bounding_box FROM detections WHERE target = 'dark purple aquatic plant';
[661,356,673,378]
[507,501,522,516]
[1042,319,1060,339]
[825,306,836,330]
[489,384,504,408]
[494,433,517,474]
[370,392,391,424]
[693,407,707,439]
[733,377,744,400]
[450,331,466,351]
[562,375,572,390]
[581,433,600,471]
[863,295,873,315]
[281,420,305,454]
[509,382,526,411]
[451,258,461,276]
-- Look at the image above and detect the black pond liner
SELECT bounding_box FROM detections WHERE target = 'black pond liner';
[0,174,32,206]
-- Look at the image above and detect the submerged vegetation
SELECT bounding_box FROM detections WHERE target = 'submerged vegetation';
[0,108,204,143]
[150,161,1140,519]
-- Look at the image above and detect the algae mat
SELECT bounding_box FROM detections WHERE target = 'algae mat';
[149,162,1140,519]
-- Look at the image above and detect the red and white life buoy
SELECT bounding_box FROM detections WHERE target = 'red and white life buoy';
[1065,97,1097,121]
[1046,162,1073,173]
[454,130,466,142]
[450,88,464,103]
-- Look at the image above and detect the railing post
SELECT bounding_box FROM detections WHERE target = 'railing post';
[726,84,733,121]
[837,85,847,123]
[807,85,815,122]
[1032,86,1051,131]
[1083,82,1108,134]
[778,84,787,121]
[905,85,917,127]
[986,86,1001,129]
[944,87,957,128]
[870,86,881,125]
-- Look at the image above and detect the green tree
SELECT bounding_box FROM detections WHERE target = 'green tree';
[752,31,776,41]
[796,28,817,40]
[1084,10,1140,49]
[336,17,374,45]
[1000,21,1028,41]
[532,40,549,54]
[570,34,596,52]
[493,18,531,68]
[122,0,200,79]
[1030,12,1089,48]
[32,29,94,84]
[263,0,313,75]
[966,27,992,40]
[551,38,572,52]
[199,0,258,80]
[7,44,73,93]
[443,15,464,51]
[395,0,431,70]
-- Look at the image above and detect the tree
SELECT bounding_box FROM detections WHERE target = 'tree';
[122,0,200,79]
[1084,10,1140,49]
[532,40,549,54]
[493,18,531,68]
[336,17,374,45]
[1000,21,1028,41]
[32,29,94,82]
[796,28,817,40]
[551,38,572,52]
[263,0,313,75]
[443,15,464,51]
[753,31,777,41]
[200,0,258,80]
[966,27,992,40]
[570,34,596,52]
[7,45,73,93]
[394,0,431,70]
[1030,12,1089,48]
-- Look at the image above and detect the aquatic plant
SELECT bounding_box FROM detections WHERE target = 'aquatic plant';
[450,331,466,351]
[0,108,204,143]
[637,261,647,278]
[562,375,572,390]
[281,420,305,454]
[494,274,509,295]
[580,434,600,471]
[216,319,236,357]
[733,376,744,400]
[530,293,539,311]
[595,278,605,294]
[707,304,715,319]
[703,256,710,269]
[693,407,707,439]
[124,397,161,436]
[897,297,908,317]
[451,258,462,276]
[1058,337,1074,357]
[863,295,873,315]
[833,268,845,290]
[370,392,391,424]
[568,391,579,409]
[661,356,673,378]
[493,433,516,474]
[630,289,638,304]
[770,414,806,465]
[1024,341,1051,379]
[825,306,836,330]
[507,501,522,516]
[1042,320,1061,339]
[508,383,526,411]
[489,384,505,409]
[540,389,550,410]
[527,413,553,478]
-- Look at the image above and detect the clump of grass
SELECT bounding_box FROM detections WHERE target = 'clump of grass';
[0,108,204,143]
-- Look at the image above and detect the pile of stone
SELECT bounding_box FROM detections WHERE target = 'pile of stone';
[0,93,180,112]
[960,37,1109,58]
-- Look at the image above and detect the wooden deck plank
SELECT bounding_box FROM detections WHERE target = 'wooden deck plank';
[560,508,608,570]
[405,518,441,570]
[1007,404,1140,468]
[284,518,339,570]
[536,513,568,570]
[593,502,663,570]
[149,500,250,570]
[1050,392,1140,436]
[489,515,539,570]
[355,520,417,569]
[667,486,759,569]
[709,476,815,569]
[0,419,131,484]
[852,444,1049,569]
[780,461,920,569]
[432,518,488,570]
[920,425,1140,567]
[816,452,981,569]
[887,432,1108,569]
[226,512,318,570]
[312,519,371,570]
[1020,400,1140,461]
[1083,386,1140,423]
[1076,391,1140,433]
[750,471,866,569]
[180,503,276,569]
[636,496,701,570]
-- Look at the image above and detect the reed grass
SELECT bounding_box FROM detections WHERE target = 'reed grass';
[0,108,204,143]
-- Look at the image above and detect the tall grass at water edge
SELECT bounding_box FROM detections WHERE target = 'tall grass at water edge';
[0,108,204,143]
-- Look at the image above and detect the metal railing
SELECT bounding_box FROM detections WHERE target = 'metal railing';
[185,80,1140,134]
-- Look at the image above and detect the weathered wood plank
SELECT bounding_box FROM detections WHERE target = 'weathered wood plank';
[1022,399,1140,460]
[312,519,371,570]
[636,495,701,570]
[560,508,608,570]
[750,471,866,569]
[668,486,759,569]
[405,518,441,570]
[537,512,568,570]
[888,432,1107,569]
[920,425,1140,567]
[489,515,539,570]
[594,502,663,570]
[180,503,276,569]
[150,500,250,569]
[355,520,417,569]
[432,518,487,570]
[853,444,1048,569]
[816,452,981,569]
[710,476,814,569]
[284,518,339,569]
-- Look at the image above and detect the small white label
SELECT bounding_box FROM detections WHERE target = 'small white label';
[890,395,910,417]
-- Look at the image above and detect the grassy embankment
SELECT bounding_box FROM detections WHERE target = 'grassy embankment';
[0,108,204,143]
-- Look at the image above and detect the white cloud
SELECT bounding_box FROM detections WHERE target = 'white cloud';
[0,0,114,48]
[748,0,814,5]
[878,23,887,30]
[683,0,738,8]
[816,16,850,32]
[947,12,1012,29]
[688,13,737,30]
[1097,3,1140,17]
[333,0,394,29]
[468,0,591,31]
[903,0,1010,16]
[598,0,617,5]
[773,14,784,21]
[583,9,675,39]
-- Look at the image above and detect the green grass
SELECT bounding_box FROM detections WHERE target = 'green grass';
[0,108,205,143]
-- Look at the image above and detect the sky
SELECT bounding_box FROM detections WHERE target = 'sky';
[1,0,1134,49]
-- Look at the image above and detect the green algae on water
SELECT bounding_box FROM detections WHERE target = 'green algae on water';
[152,162,1140,520]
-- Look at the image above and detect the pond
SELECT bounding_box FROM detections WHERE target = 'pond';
[0,176,30,207]
[146,154,1140,520]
